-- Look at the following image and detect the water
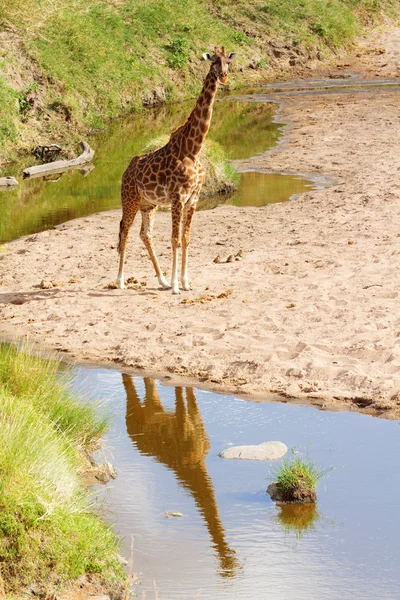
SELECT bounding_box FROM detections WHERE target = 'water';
[0,97,313,243]
[71,365,400,600]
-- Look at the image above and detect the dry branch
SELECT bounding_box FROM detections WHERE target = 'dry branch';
[23,141,94,179]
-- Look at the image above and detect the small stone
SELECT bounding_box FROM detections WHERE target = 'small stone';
[235,249,243,258]
[219,441,288,461]
[94,461,117,484]
[40,280,53,289]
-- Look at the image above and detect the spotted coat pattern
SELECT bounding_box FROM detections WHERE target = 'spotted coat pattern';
[116,48,235,294]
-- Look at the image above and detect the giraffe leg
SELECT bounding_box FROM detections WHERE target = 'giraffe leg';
[117,192,140,289]
[181,197,198,291]
[140,205,170,289]
[171,195,185,295]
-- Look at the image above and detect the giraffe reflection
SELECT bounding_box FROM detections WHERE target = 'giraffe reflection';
[123,374,239,576]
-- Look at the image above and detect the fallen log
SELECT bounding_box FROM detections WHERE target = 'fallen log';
[23,141,94,179]
[0,176,18,190]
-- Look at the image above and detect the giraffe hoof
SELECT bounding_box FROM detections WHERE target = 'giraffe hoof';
[172,286,181,295]
[116,277,125,290]
[158,275,171,290]
[181,283,192,291]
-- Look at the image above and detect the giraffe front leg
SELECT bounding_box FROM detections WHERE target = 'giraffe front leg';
[140,205,171,289]
[181,197,198,291]
[171,195,184,295]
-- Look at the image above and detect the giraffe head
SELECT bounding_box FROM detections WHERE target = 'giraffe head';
[202,46,237,84]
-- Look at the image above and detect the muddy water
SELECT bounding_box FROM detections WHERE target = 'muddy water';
[0,98,312,244]
[71,366,400,600]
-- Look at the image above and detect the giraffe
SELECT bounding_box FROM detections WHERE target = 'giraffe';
[117,46,237,294]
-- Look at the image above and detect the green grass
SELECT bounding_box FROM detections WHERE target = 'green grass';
[0,71,19,149]
[272,453,331,495]
[0,344,126,597]
[0,0,398,162]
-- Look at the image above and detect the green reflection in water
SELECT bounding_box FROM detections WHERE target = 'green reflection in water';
[276,502,319,538]
[0,98,311,244]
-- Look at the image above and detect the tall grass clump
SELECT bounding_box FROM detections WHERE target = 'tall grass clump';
[0,344,125,597]
[268,453,332,503]
[0,343,108,448]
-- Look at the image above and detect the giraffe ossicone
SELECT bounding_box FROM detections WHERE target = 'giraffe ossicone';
[116,46,237,294]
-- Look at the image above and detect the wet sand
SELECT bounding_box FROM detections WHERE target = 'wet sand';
[1,27,400,418]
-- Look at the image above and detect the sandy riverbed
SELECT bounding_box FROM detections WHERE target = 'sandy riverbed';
[1,27,400,418]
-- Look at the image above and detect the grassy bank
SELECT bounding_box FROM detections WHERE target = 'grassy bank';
[0,0,398,163]
[0,344,126,598]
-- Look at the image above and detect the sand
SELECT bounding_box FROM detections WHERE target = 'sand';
[1,26,400,418]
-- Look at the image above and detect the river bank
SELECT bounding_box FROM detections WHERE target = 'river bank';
[1,1,398,166]
[1,27,400,419]
[0,343,127,599]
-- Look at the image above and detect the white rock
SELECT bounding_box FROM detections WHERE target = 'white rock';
[219,441,288,461]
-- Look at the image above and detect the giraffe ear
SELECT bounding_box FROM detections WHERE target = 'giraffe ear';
[228,52,238,61]
[202,53,212,61]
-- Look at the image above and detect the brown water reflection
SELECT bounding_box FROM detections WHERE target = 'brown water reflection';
[123,375,239,577]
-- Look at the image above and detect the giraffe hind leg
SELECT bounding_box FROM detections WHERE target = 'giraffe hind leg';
[117,191,140,289]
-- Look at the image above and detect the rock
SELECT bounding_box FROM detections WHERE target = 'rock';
[40,280,53,289]
[94,461,117,484]
[267,482,317,504]
[219,441,288,461]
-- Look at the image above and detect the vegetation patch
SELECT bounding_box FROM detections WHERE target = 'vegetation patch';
[0,343,127,598]
[0,0,398,164]
[267,454,332,503]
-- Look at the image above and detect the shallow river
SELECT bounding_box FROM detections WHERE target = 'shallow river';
[71,365,400,600]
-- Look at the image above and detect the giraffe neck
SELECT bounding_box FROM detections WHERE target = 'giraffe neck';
[170,69,219,160]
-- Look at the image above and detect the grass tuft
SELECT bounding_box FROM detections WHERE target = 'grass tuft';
[269,451,333,503]
[274,455,325,494]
